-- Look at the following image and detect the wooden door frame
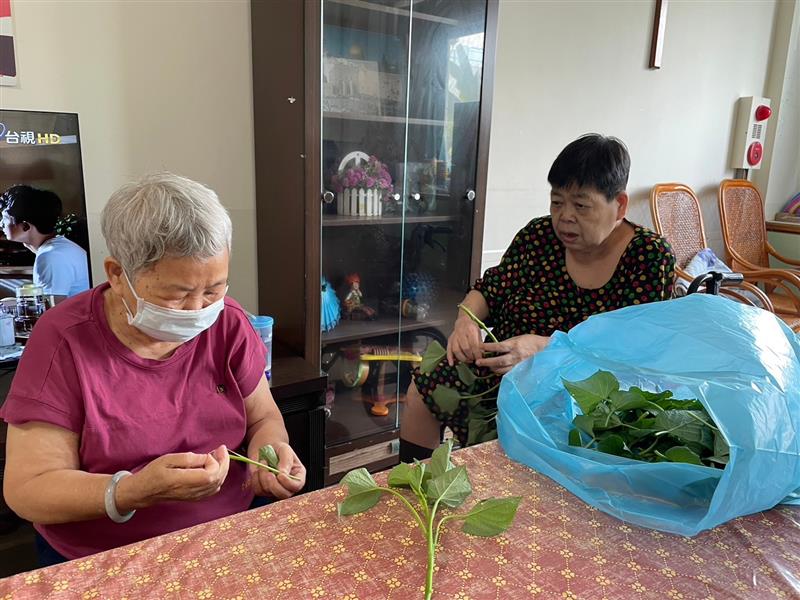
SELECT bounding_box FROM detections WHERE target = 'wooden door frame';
[252,0,309,359]
[470,0,499,283]
[304,0,322,369]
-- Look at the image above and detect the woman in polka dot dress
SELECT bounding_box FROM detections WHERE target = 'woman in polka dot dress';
[400,134,676,460]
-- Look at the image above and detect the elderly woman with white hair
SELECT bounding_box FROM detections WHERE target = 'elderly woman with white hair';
[1,173,305,564]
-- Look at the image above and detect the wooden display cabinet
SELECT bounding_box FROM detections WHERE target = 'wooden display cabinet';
[252,0,498,484]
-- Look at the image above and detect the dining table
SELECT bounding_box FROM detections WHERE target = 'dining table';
[1,440,798,599]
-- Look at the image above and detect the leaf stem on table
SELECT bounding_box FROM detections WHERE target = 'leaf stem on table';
[425,498,443,600]
[376,486,427,534]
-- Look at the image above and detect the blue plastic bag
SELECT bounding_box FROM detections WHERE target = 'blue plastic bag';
[497,294,800,536]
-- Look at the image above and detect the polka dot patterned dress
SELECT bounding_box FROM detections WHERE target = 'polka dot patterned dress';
[414,216,676,447]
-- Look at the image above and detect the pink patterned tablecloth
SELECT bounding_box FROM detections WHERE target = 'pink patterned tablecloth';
[1,440,799,599]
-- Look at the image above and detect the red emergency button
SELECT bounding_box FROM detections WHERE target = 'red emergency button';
[755,105,771,121]
[747,141,763,166]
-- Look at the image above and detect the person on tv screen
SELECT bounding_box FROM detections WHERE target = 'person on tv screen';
[0,185,90,302]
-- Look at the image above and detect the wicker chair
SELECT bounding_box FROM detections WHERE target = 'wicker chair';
[718,179,800,271]
[649,182,777,313]
[717,179,800,331]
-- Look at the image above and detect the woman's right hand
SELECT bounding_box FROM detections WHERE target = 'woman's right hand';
[119,445,230,510]
[447,314,483,366]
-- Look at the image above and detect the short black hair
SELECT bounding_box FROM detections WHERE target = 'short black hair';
[0,185,62,234]
[547,134,631,201]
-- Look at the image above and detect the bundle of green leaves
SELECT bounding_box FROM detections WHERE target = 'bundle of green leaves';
[420,304,500,445]
[338,440,521,600]
[564,371,729,468]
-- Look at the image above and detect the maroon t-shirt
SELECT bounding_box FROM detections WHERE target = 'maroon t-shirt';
[0,283,266,559]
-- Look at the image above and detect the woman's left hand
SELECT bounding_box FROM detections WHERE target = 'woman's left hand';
[476,334,550,375]
[249,442,306,499]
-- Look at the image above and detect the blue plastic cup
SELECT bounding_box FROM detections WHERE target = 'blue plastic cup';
[249,315,274,382]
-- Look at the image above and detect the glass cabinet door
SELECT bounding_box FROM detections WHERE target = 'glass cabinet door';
[320,0,413,447]
[320,0,488,455]
[399,2,488,373]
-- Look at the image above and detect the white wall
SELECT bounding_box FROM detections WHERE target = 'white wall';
[0,0,258,311]
[484,0,781,270]
[3,0,790,304]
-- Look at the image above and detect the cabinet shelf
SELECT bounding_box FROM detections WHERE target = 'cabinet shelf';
[322,289,462,345]
[323,112,447,127]
[327,0,459,26]
[322,313,447,344]
[322,213,456,227]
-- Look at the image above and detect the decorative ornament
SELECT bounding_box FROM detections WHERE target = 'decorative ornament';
[321,276,341,332]
[342,273,376,320]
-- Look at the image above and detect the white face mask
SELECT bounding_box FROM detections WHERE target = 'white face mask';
[121,271,226,343]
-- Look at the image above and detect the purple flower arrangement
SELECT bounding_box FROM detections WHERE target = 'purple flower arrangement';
[331,155,393,194]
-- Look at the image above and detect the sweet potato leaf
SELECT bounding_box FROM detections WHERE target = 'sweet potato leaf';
[258,444,279,470]
[432,385,462,415]
[596,434,626,456]
[658,398,705,411]
[388,462,416,488]
[420,341,447,374]
[461,497,522,537]
[426,465,472,508]
[609,389,650,411]
[654,410,714,450]
[573,414,595,437]
[429,439,454,478]
[568,428,583,447]
[663,446,704,466]
[563,370,619,414]
[467,418,489,446]
[337,468,382,515]
[455,362,477,388]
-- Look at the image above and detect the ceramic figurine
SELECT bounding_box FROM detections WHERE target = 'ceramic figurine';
[342,273,376,320]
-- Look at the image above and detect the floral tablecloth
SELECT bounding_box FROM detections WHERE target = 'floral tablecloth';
[1,441,799,599]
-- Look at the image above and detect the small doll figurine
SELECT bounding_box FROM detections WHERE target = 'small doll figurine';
[343,273,363,312]
[342,273,376,320]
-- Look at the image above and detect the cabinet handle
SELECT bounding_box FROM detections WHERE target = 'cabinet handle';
[322,190,335,204]
[465,189,476,202]
[391,193,401,201]
[409,192,426,213]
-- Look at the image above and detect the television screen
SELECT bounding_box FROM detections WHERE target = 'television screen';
[0,110,91,294]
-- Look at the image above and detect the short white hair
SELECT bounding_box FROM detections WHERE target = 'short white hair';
[101,172,232,277]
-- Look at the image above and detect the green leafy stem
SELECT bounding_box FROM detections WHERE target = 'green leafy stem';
[337,440,521,600]
[228,446,302,481]
[457,303,499,343]
[415,305,504,445]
